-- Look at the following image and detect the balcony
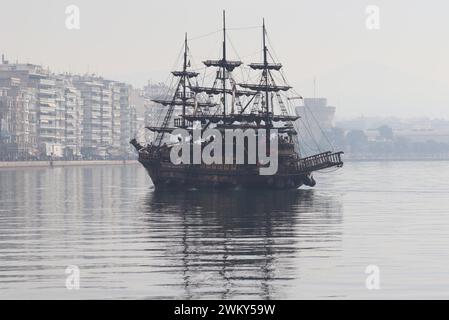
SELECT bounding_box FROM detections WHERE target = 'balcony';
[39,88,56,96]
[39,98,56,105]
[40,107,56,114]
[39,78,55,86]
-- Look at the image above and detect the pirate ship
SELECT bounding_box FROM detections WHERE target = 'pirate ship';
[131,12,343,189]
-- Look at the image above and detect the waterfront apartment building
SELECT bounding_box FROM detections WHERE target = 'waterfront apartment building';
[0,58,137,160]
[38,76,63,156]
[120,84,138,155]
[72,75,110,157]
[60,77,84,158]
[0,62,44,159]
[0,77,36,159]
[72,75,136,158]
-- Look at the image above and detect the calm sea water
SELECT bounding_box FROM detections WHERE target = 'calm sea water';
[0,161,448,299]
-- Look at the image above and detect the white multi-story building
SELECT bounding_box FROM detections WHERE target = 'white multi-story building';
[109,81,122,156]
[72,75,107,157]
[0,77,36,159]
[120,84,140,156]
[59,77,83,158]
[71,75,137,158]
[38,76,63,156]
[0,63,44,158]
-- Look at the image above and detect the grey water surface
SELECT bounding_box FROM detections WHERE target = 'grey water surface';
[0,161,448,299]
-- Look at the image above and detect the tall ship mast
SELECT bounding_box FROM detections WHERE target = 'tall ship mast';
[131,12,343,189]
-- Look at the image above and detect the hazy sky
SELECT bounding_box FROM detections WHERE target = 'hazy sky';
[1,0,449,118]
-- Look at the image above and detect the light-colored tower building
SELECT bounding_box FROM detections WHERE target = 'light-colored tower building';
[294,97,337,156]
[295,98,336,131]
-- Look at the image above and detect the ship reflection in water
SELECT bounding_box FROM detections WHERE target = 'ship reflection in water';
[141,188,343,299]
[0,164,343,299]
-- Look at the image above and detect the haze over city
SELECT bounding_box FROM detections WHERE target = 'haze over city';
[3,0,449,303]
[1,0,449,118]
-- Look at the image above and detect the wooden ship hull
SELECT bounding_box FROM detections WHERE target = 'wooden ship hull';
[140,159,310,189]
[133,139,343,189]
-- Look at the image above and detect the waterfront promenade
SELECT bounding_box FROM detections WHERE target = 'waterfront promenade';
[0,160,138,168]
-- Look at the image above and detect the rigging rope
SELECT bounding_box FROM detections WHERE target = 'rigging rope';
[265,30,335,153]
[187,29,221,41]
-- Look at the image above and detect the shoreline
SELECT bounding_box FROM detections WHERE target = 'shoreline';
[344,157,449,162]
[0,160,139,169]
[1,158,448,169]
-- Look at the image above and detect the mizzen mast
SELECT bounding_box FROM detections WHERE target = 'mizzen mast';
[239,19,293,128]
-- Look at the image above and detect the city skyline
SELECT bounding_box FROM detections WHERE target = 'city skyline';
[0,61,139,160]
[3,54,448,123]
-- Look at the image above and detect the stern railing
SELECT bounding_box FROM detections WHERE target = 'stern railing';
[297,151,344,172]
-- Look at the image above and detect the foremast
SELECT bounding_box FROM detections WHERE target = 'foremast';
[148,34,207,153]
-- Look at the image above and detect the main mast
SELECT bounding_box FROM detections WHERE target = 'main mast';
[187,11,253,124]
[222,10,227,117]
[262,18,270,127]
